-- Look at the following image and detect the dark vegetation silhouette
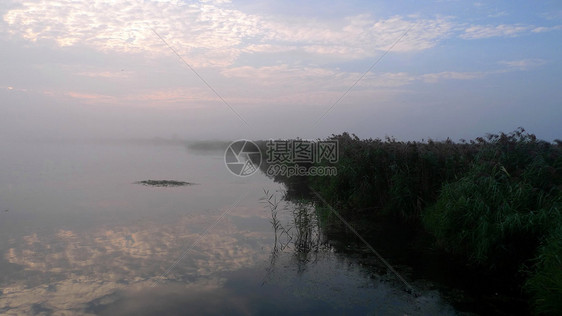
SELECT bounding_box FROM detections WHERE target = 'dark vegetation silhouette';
[135,180,194,187]
[258,128,562,315]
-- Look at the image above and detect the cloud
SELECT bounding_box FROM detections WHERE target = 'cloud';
[531,25,562,33]
[2,85,25,92]
[488,11,508,18]
[222,64,414,89]
[218,64,417,106]
[3,0,261,67]
[3,0,556,116]
[56,87,218,108]
[461,24,532,39]
[65,91,116,102]
[77,71,130,79]
[223,63,532,89]
[21,57,542,109]
[217,58,548,105]
[461,23,562,39]
[3,0,556,66]
[243,44,297,54]
[420,71,485,83]
[3,1,454,67]
[418,60,546,83]
[498,58,546,70]
[262,15,454,55]
[541,9,562,21]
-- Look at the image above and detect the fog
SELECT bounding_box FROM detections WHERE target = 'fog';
[1,2,560,314]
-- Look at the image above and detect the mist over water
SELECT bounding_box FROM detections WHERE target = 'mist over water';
[0,139,456,315]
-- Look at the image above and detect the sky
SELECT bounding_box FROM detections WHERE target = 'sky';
[0,0,561,142]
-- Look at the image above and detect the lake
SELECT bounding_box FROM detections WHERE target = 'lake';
[0,139,458,315]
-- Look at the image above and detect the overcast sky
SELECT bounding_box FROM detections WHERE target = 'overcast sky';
[1,0,561,142]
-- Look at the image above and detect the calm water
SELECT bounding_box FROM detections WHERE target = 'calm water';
[0,139,457,315]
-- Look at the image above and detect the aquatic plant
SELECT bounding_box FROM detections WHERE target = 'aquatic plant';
[135,180,194,187]
[262,189,327,279]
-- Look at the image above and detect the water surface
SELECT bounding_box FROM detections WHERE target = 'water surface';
[0,140,456,315]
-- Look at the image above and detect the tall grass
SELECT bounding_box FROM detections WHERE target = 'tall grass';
[261,128,562,315]
[525,225,562,315]
[308,132,478,220]
[421,130,562,314]
[262,189,327,279]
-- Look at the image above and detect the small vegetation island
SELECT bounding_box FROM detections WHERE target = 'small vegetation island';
[258,128,562,315]
[135,180,195,187]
